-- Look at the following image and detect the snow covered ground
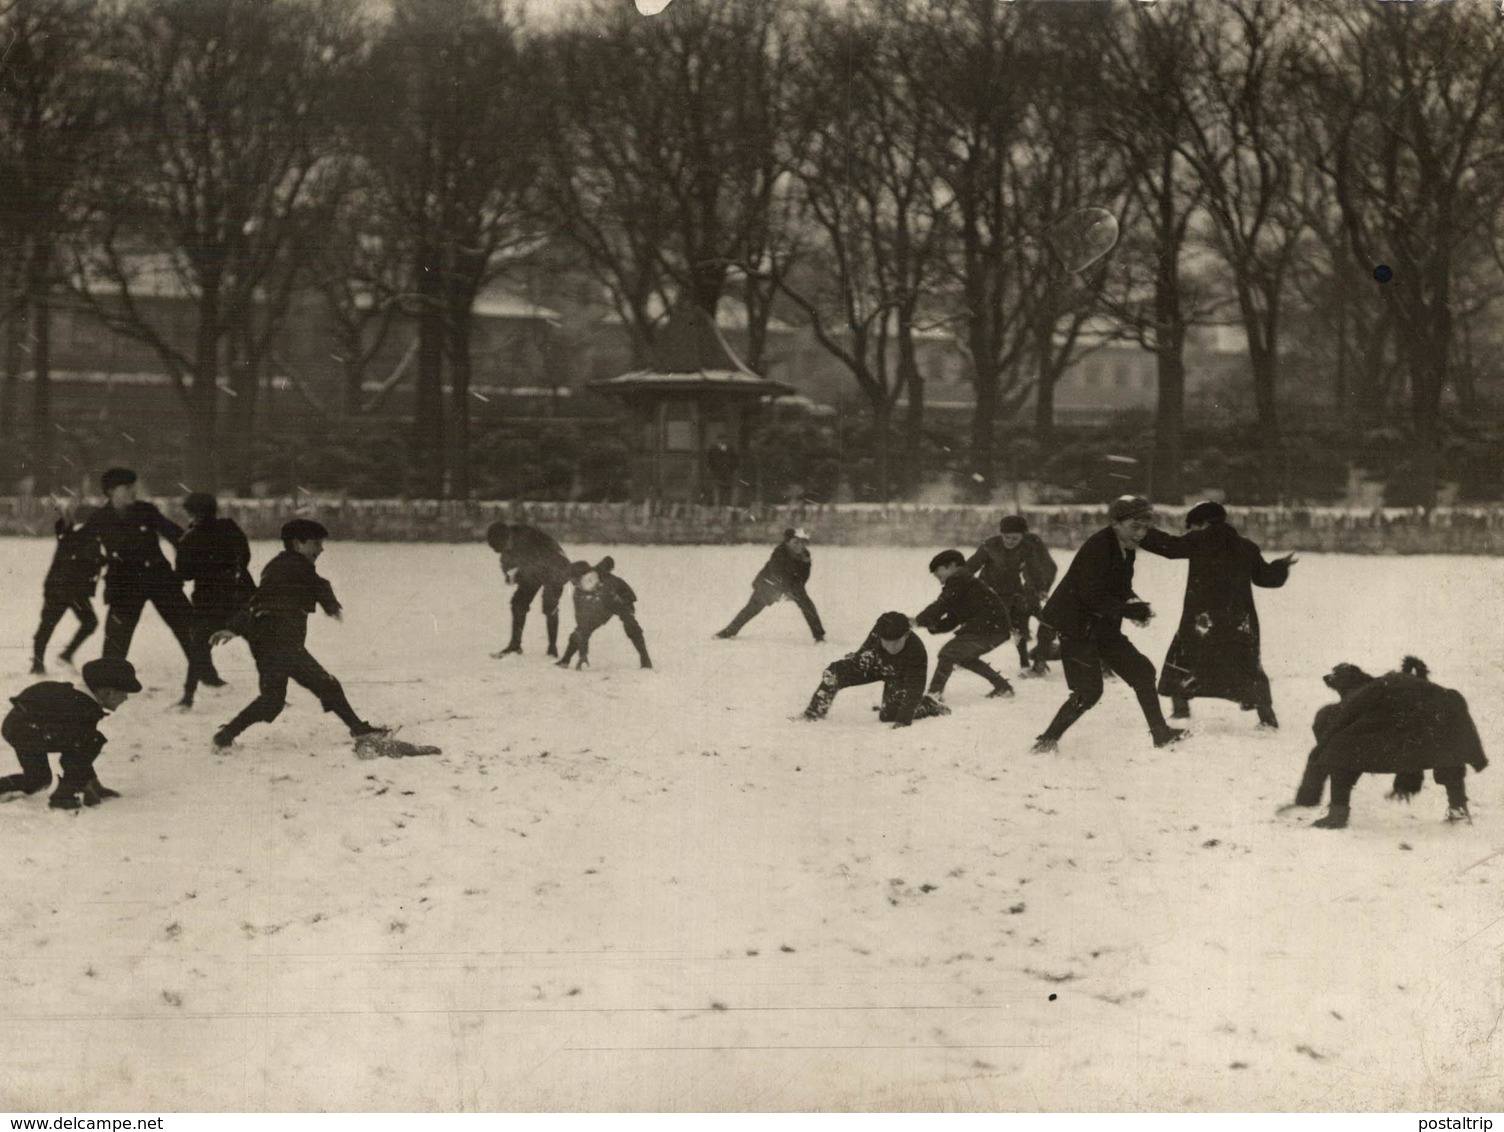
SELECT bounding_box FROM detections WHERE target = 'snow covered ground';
[1,538,1502,1112]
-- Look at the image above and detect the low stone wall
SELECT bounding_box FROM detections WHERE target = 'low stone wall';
[4,496,1504,552]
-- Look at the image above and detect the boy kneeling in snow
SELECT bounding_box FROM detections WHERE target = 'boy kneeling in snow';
[799,611,947,728]
[1289,656,1487,829]
[1,657,141,809]
[557,557,652,670]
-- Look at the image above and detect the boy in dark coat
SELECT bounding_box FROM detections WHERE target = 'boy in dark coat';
[557,557,653,670]
[77,467,217,687]
[1138,500,1294,728]
[175,492,256,708]
[31,502,106,675]
[1032,496,1185,752]
[209,519,385,749]
[486,521,572,658]
[916,549,1014,701]
[1,657,141,810]
[799,611,946,727]
[1287,657,1486,829]
[716,527,825,642]
[964,514,1058,676]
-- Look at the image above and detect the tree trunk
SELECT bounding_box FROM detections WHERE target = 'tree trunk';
[897,320,923,501]
[448,306,473,500]
[1,301,19,442]
[1033,316,1058,443]
[870,395,893,502]
[222,346,260,495]
[1150,210,1186,505]
[411,253,446,497]
[1151,329,1186,505]
[28,289,53,494]
[967,317,1000,500]
[188,288,223,490]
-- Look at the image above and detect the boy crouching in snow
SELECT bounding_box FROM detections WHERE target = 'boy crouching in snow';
[209,519,386,750]
[1,657,141,809]
[557,557,652,670]
[799,611,947,728]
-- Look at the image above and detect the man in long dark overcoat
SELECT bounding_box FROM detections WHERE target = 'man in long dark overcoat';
[1138,501,1295,728]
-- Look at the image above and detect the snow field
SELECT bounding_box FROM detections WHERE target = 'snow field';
[0,540,1501,1111]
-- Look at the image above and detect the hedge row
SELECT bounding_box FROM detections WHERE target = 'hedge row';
[7,496,1504,553]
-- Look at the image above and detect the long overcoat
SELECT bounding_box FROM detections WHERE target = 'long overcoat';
[1139,522,1289,703]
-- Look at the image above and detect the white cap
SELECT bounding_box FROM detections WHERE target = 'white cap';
[791,527,811,541]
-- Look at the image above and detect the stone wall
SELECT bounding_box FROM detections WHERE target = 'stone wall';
[6,496,1504,553]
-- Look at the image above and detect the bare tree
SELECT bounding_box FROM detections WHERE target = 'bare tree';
[1306,0,1504,507]
[539,0,801,362]
[352,0,544,499]
[66,0,361,491]
[770,0,953,499]
[1096,0,1209,504]
[1175,0,1314,467]
[0,0,115,489]
[907,0,1034,498]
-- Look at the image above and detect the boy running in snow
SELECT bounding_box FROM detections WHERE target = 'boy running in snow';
[799,611,947,728]
[964,514,1058,676]
[916,549,1015,702]
[209,519,385,749]
[557,557,653,670]
[716,527,825,642]
[1032,496,1185,753]
[175,492,256,708]
[31,501,106,675]
[486,521,572,658]
[1,657,141,810]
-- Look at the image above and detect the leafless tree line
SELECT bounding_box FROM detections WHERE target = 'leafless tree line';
[0,0,1500,504]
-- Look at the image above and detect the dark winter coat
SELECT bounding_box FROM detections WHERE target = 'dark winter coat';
[916,573,1012,639]
[1309,673,1488,775]
[1040,527,1141,643]
[964,533,1057,605]
[854,623,929,727]
[751,541,812,602]
[1139,522,1290,703]
[572,573,638,635]
[496,524,571,587]
[43,517,106,600]
[4,681,108,758]
[79,501,184,600]
[230,549,339,647]
[176,517,255,614]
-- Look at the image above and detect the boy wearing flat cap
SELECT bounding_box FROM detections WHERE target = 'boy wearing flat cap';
[556,557,653,670]
[716,527,826,642]
[915,549,1014,702]
[1032,495,1185,752]
[799,611,946,728]
[77,467,219,689]
[209,518,385,749]
[964,514,1059,676]
[175,492,257,709]
[1,657,141,809]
